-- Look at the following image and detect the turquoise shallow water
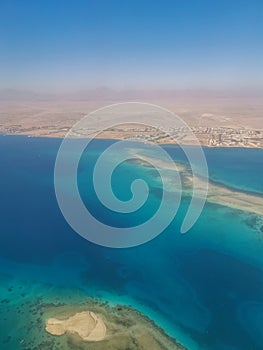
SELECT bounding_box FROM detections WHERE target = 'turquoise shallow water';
[0,135,262,349]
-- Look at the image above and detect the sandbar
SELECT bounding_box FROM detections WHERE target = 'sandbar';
[132,151,263,217]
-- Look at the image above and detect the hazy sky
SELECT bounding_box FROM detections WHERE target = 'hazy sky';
[0,0,263,92]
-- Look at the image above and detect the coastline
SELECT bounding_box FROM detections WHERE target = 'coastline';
[1,131,263,149]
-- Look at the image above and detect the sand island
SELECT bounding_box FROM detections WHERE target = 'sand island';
[43,301,186,350]
[45,311,106,342]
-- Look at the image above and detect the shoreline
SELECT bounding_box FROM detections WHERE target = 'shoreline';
[1,131,263,149]
[42,299,187,349]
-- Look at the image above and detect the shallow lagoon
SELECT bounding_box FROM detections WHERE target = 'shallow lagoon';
[0,135,262,349]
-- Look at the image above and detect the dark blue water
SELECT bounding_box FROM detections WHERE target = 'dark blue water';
[0,135,262,350]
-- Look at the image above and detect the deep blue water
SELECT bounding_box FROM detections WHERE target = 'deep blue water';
[0,135,262,350]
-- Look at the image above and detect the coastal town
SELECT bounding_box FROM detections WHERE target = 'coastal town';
[116,125,263,147]
[1,122,263,148]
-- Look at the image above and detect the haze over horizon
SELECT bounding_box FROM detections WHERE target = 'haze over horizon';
[1,0,263,94]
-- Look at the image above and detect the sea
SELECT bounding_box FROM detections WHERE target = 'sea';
[0,134,262,350]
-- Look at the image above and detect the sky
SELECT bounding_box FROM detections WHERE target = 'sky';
[0,0,263,93]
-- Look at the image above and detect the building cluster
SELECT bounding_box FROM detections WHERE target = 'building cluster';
[122,126,263,147]
[1,124,263,147]
[204,127,263,147]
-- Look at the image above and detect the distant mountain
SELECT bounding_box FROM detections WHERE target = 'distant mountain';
[0,89,57,101]
[0,87,262,102]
